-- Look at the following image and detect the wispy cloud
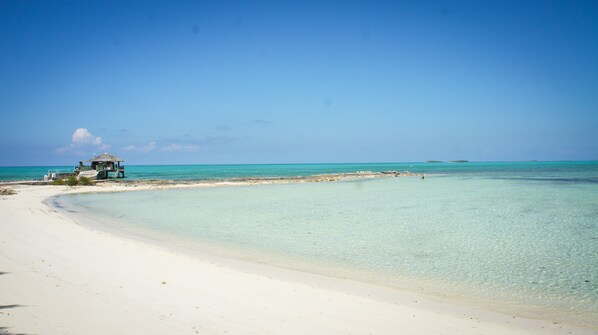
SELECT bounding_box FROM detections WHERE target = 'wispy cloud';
[123,141,199,153]
[56,128,110,154]
[214,125,230,131]
[199,136,234,145]
[122,141,157,153]
[252,119,273,125]
[122,136,233,154]
[161,143,200,152]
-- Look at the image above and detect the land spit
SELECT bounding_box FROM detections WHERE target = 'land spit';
[1,170,425,188]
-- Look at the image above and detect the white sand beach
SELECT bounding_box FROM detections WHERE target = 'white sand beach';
[0,184,595,335]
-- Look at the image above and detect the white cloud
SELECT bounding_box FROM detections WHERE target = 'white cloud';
[56,128,110,154]
[72,128,102,146]
[122,141,157,153]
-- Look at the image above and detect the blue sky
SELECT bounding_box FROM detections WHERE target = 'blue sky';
[1,0,597,165]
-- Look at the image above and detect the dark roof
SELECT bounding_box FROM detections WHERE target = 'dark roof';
[85,153,124,163]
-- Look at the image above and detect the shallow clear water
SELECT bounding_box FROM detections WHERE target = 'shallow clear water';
[58,165,598,326]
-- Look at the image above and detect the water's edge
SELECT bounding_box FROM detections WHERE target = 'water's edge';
[51,176,598,329]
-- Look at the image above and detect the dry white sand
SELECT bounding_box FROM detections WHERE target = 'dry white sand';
[0,184,595,335]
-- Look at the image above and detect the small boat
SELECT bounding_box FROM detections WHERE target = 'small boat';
[44,169,76,181]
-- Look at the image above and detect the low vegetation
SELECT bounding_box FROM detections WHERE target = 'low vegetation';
[50,176,95,186]
[50,179,66,185]
[0,188,17,195]
[78,176,95,185]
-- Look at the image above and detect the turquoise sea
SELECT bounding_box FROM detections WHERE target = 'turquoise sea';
[2,161,598,182]
[20,162,598,326]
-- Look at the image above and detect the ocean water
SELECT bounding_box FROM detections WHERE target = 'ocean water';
[0,166,73,181]
[53,162,598,326]
[3,161,598,181]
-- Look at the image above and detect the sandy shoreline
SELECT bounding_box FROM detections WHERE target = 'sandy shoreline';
[0,183,595,334]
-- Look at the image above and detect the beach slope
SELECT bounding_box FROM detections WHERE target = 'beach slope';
[0,185,593,334]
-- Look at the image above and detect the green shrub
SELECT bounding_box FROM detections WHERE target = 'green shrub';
[78,176,95,186]
[51,179,66,185]
[50,175,95,186]
[66,176,79,186]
